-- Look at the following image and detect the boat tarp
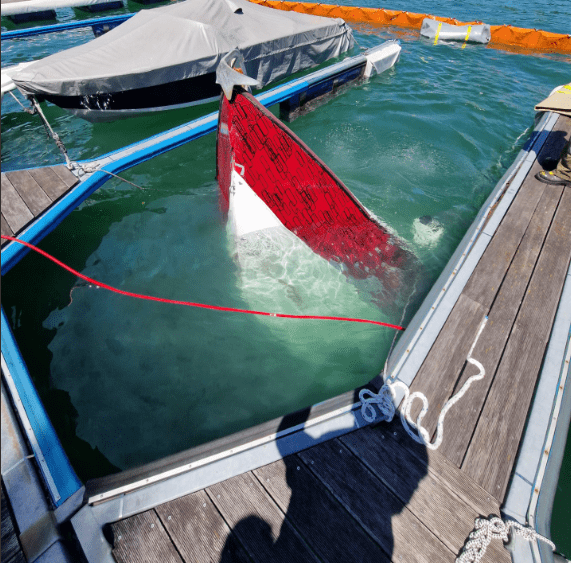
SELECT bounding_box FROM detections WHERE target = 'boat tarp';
[11,0,354,97]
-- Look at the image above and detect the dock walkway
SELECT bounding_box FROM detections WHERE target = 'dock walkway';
[104,115,571,563]
[1,483,25,563]
[109,418,511,563]
[1,166,78,247]
[408,114,571,500]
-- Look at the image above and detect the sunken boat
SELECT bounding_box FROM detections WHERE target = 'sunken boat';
[215,53,419,314]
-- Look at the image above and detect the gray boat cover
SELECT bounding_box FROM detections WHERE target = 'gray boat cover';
[12,0,354,97]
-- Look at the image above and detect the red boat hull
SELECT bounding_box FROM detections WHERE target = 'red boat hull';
[216,89,417,303]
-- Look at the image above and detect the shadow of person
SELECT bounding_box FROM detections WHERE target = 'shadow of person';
[220,386,429,563]
[533,128,568,170]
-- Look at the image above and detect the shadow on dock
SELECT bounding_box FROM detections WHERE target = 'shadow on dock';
[527,127,567,166]
[219,390,429,563]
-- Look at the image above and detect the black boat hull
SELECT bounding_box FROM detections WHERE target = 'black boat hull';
[42,72,220,122]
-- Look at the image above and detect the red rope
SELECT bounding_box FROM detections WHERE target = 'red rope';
[1,235,405,331]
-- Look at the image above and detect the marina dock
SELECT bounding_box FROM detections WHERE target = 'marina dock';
[108,420,512,563]
[1,27,570,558]
[1,485,25,563]
[1,166,78,247]
[73,114,570,563]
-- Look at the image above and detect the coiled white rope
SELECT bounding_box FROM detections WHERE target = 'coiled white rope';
[361,317,558,560]
[359,316,488,450]
[456,516,555,563]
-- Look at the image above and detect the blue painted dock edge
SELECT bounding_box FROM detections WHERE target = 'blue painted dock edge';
[1,307,82,506]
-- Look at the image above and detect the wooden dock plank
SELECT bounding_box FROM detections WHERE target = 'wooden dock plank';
[463,115,570,310]
[463,186,571,499]
[1,215,14,247]
[298,438,454,563]
[4,170,52,217]
[2,485,24,563]
[0,165,79,247]
[254,457,390,563]
[155,489,251,563]
[368,419,502,517]
[1,174,34,234]
[462,182,546,309]
[50,165,79,189]
[439,183,565,467]
[340,426,511,562]
[110,510,183,563]
[207,472,320,563]
[407,294,487,435]
[28,167,71,201]
[1,214,14,236]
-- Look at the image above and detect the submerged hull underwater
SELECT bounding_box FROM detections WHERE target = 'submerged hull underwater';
[10,0,354,122]
[216,87,420,315]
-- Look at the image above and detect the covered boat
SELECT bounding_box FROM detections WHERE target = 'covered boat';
[9,0,354,121]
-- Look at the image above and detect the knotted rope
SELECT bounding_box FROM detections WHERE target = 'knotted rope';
[359,316,488,450]
[456,516,555,563]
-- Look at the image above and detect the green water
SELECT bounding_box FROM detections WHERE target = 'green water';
[552,424,571,560]
[1,1,570,554]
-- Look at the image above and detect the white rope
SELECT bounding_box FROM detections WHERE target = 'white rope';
[9,90,35,114]
[359,316,488,450]
[456,516,555,563]
[360,316,559,559]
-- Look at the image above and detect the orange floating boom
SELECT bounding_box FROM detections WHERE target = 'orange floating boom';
[247,0,571,55]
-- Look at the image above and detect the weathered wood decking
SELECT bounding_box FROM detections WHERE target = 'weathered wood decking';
[1,166,79,247]
[408,114,571,500]
[111,418,511,563]
[98,115,571,562]
[1,483,25,563]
